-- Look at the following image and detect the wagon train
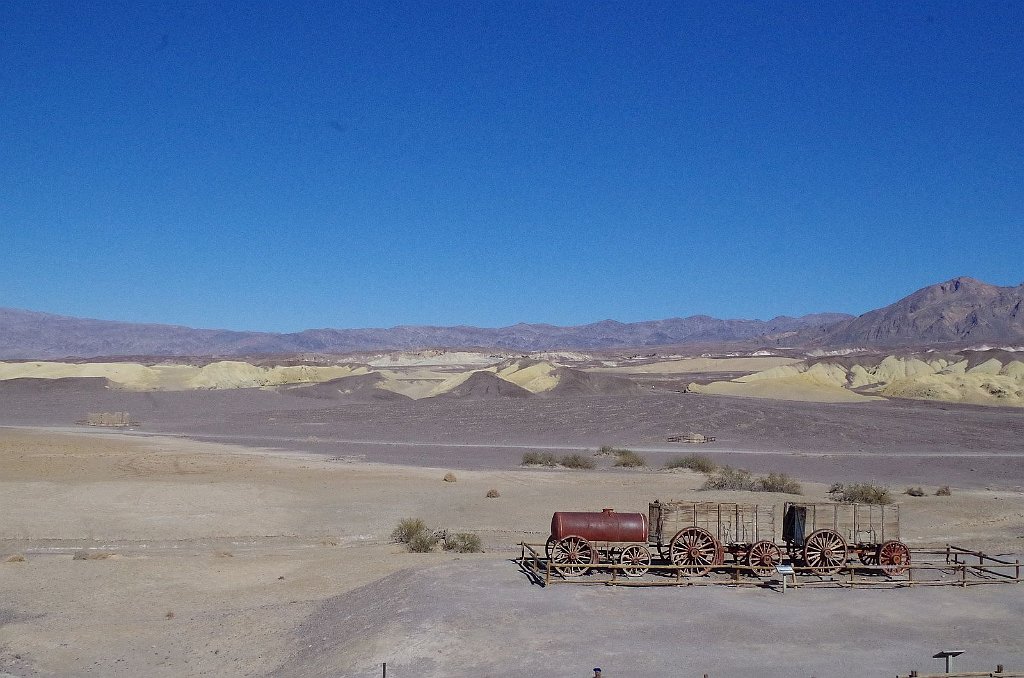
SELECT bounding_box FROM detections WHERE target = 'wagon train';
[543,499,910,578]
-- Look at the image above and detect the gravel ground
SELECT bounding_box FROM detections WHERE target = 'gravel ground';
[278,557,1024,678]
[1,383,1022,489]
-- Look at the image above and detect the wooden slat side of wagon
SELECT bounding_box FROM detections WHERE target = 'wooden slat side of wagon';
[649,501,782,576]
[783,501,910,575]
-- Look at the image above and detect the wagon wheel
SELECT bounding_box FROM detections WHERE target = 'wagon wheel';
[857,547,879,567]
[877,540,911,576]
[550,535,595,577]
[746,540,783,578]
[545,536,556,561]
[669,527,720,576]
[618,544,651,578]
[802,529,848,575]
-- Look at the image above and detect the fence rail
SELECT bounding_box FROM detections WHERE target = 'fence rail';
[518,542,1021,589]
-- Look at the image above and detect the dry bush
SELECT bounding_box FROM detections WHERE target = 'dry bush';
[612,449,646,468]
[165,611,175,619]
[664,454,717,474]
[73,551,116,560]
[214,551,233,558]
[408,531,440,553]
[485,488,500,498]
[443,532,483,553]
[559,453,595,469]
[935,485,953,496]
[4,554,26,563]
[905,486,925,497]
[828,483,892,505]
[757,472,802,495]
[391,518,428,544]
[701,466,755,490]
[521,451,557,466]
[442,472,457,483]
[319,537,340,546]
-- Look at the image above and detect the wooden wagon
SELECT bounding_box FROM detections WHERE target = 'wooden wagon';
[649,500,781,577]
[782,502,909,575]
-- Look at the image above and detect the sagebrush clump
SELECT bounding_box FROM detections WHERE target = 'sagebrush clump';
[935,485,953,496]
[485,488,500,498]
[391,517,428,544]
[612,448,647,468]
[700,467,801,494]
[905,486,925,497]
[442,472,457,483]
[442,532,483,553]
[559,453,595,469]
[408,531,440,553]
[701,466,755,491]
[757,472,802,495]
[828,483,892,505]
[664,454,717,474]
[521,451,557,466]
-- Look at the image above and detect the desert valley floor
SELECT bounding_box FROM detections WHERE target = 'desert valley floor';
[1,356,1023,677]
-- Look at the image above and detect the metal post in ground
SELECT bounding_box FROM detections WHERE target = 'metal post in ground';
[933,650,963,674]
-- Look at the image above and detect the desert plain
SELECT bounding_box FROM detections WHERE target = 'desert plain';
[1,350,1023,677]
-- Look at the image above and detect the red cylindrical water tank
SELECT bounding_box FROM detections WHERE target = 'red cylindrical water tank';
[550,508,648,543]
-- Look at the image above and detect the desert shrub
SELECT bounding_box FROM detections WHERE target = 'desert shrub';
[4,554,26,563]
[442,472,457,483]
[391,518,428,544]
[612,449,647,468]
[559,453,595,469]
[905,486,925,497]
[595,445,618,457]
[664,454,717,474]
[522,451,557,466]
[443,532,483,553]
[73,550,116,560]
[165,611,176,619]
[935,485,952,496]
[408,531,440,553]
[485,488,500,498]
[757,472,802,495]
[701,466,756,491]
[702,467,802,494]
[828,483,892,505]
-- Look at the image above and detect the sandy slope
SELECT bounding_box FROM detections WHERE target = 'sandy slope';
[690,356,1024,407]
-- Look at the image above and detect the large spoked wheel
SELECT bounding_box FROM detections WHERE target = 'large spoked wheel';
[545,536,556,561]
[746,540,783,578]
[858,547,879,567]
[802,529,848,575]
[877,540,911,576]
[550,535,595,577]
[618,544,651,578]
[669,527,720,576]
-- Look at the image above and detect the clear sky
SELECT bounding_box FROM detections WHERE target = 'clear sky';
[2,1,1021,332]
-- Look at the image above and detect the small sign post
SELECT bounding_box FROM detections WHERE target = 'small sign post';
[775,564,796,593]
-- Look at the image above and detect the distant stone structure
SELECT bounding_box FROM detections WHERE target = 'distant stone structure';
[667,432,715,443]
[77,412,139,428]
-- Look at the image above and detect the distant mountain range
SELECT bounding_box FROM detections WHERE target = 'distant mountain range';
[0,307,850,359]
[1,277,1021,359]
[788,277,1024,349]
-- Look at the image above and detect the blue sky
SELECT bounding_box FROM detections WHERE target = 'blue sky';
[2,1,1021,332]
